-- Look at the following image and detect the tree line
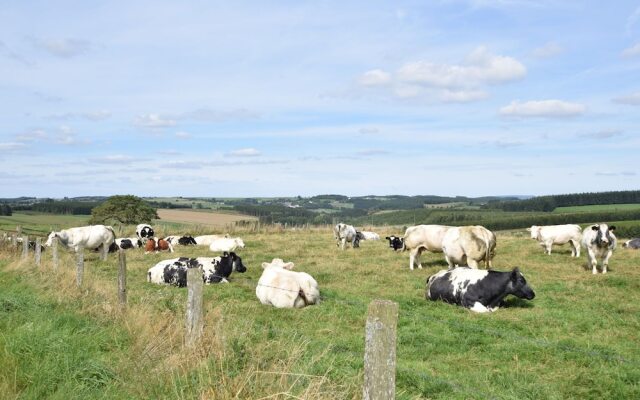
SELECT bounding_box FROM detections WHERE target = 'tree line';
[0,204,12,216]
[484,190,640,212]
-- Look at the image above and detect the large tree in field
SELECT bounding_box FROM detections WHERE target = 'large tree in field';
[89,195,159,225]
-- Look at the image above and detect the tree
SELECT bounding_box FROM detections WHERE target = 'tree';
[89,195,159,225]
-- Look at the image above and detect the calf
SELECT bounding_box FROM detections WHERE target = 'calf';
[256,258,320,308]
[147,252,247,287]
[623,238,640,249]
[144,238,174,254]
[426,267,535,313]
[385,236,404,251]
[527,224,582,257]
[581,224,616,274]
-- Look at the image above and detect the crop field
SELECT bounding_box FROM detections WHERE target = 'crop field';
[1,220,639,399]
[553,203,640,213]
[156,208,258,228]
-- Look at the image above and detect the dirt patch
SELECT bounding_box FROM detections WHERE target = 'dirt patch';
[156,209,258,227]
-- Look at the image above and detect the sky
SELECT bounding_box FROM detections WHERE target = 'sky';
[1,0,639,198]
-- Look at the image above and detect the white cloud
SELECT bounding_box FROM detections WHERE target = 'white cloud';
[578,130,623,140]
[440,89,488,102]
[499,99,585,117]
[133,114,176,128]
[15,129,47,142]
[228,148,261,157]
[34,38,93,58]
[175,131,191,139]
[621,43,640,57]
[358,69,392,86]
[89,155,137,164]
[532,42,564,58]
[355,149,390,156]
[612,92,640,105]
[180,108,259,122]
[595,171,636,177]
[0,142,25,151]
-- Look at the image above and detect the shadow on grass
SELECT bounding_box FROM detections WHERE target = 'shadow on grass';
[502,297,536,309]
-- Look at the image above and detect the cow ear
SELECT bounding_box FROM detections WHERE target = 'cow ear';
[526,228,531,232]
[261,262,270,269]
[591,225,599,231]
[609,226,616,231]
[511,267,520,282]
[283,262,295,270]
[223,251,229,257]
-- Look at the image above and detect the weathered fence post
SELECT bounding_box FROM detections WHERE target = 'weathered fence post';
[185,266,204,348]
[11,233,18,251]
[363,300,399,400]
[118,249,127,307]
[21,235,29,259]
[35,238,42,266]
[101,242,109,261]
[52,237,59,272]
[76,246,84,288]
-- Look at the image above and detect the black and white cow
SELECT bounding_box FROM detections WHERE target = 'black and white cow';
[164,235,198,246]
[147,252,247,287]
[115,237,143,249]
[581,224,617,274]
[426,267,535,313]
[385,235,404,251]
[623,238,640,249]
[136,224,154,241]
[333,223,360,250]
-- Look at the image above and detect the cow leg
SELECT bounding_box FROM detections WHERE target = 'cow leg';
[602,250,613,274]
[467,258,479,269]
[587,248,597,274]
[444,253,454,270]
[469,302,492,313]
[570,240,580,258]
[544,241,552,255]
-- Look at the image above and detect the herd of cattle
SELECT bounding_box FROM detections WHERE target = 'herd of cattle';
[4,221,638,313]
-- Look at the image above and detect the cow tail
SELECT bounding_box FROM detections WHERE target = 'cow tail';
[483,230,491,269]
[106,226,116,243]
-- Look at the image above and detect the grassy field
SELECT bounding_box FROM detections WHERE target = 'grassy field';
[0,212,90,236]
[1,218,639,399]
[553,203,640,213]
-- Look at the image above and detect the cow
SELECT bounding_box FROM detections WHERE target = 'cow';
[164,235,198,246]
[426,266,535,313]
[385,236,404,251]
[45,225,115,253]
[208,237,245,252]
[256,258,320,308]
[581,224,616,274]
[623,238,640,249]
[136,224,154,241]
[115,237,143,249]
[360,231,380,241]
[147,252,247,287]
[333,223,360,250]
[144,238,174,254]
[441,225,496,269]
[402,225,453,270]
[193,234,230,246]
[527,224,582,257]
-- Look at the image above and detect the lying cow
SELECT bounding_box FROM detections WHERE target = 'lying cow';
[441,225,496,269]
[527,224,582,257]
[360,231,380,241]
[582,224,616,274]
[115,237,143,249]
[403,225,452,269]
[194,234,230,246]
[385,236,404,251]
[623,238,640,249]
[334,223,360,250]
[208,237,245,252]
[45,224,115,253]
[256,258,320,308]
[426,266,535,313]
[164,235,197,246]
[147,252,247,286]
[144,238,174,254]
[136,224,154,241]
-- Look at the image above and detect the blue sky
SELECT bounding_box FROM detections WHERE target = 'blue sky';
[1,1,639,198]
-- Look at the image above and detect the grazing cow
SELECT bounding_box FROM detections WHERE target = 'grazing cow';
[45,225,115,253]
[193,234,230,246]
[403,225,453,270]
[623,238,640,249]
[385,236,404,251]
[527,224,582,257]
[441,225,496,269]
[136,224,154,241]
[334,223,360,250]
[582,224,617,274]
[147,252,247,287]
[360,231,380,241]
[144,238,174,254]
[256,258,320,308]
[426,267,535,313]
[164,235,198,246]
[208,237,245,252]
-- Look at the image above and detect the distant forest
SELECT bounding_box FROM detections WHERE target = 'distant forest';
[483,190,640,212]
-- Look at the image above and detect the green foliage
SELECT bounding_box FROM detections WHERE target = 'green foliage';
[0,204,11,216]
[89,195,159,225]
[485,190,640,212]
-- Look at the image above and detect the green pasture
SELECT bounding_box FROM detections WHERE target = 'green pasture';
[1,220,639,399]
[553,203,640,213]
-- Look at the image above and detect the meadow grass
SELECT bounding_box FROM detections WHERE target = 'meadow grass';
[553,203,640,213]
[1,225,639,399]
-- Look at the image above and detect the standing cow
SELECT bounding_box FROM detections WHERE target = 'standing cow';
[441,225,496,269]
[527,224,582,257]
[403,225,453,270]
[45,225,116,253]
[333,223,360,250]
[582,224,616,274]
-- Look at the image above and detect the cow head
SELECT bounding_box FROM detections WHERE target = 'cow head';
[508,267,535,300]
[45,231,57,247]
[225,251,247,273]
[591,224,616,248]
[527,226,541,240]
[262,258,295,270]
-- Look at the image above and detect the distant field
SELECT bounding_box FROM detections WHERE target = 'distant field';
[0,213,89,235]
[554,204,640,213]
[156,208,258,227]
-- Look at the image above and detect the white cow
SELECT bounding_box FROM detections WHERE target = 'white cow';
[208,237,245,252]
[333,223,359,250]
[441,225,496,269]
[256,258,320,308]
[581,224,617,274]
[194,234,230,246]
[359,231,380,241]
[45,225,116,253]
[403,225,453,270]
[527,224,582,257]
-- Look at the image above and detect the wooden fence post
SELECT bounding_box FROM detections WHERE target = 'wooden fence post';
[35,238,42,266]
[185,266,204,348]
[21,235,29,259]
[76,246,84,288]
[118,249,127,307]
[363,300,399,400]
[52,237,59,272]
[101,242,109,261]
[12,233,18,251]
